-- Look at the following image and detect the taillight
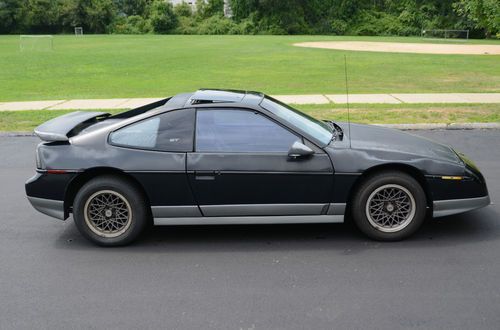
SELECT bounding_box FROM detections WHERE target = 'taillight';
[35,144,44,169]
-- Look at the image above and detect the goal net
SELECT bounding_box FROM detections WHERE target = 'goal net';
[421,29,469,41]
[75,27,83,36]
[19,35,54,52]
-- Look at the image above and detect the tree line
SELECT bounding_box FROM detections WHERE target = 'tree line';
[0,0,498,38]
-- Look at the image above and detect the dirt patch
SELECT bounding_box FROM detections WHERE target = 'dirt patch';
[294,41,500,55]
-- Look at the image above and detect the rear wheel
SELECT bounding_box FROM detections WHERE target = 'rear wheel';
[73,176,149,246]
[351,171,426,241]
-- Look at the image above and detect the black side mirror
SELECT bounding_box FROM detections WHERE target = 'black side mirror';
[288,141,314,159]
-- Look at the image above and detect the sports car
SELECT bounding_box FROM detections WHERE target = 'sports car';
[26,89,490,246]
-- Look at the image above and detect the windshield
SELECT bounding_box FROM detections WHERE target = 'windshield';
[260,96,333,145]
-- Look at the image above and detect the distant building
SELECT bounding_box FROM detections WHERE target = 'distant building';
[167,0,232,17]
[168,0,196,8]
[223,0,233,18]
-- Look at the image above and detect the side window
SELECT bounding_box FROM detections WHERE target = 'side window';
[110,109,194,152]
[196,109,300,153]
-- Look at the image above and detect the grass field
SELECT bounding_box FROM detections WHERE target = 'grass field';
[0,35,499,102]
[1,103,498,131]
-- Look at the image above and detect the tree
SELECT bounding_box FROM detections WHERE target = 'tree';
[62,0,116,33]
[22,0,64,33]
[174,2,192,17]
[113,0,151,16]
[148,0,177,33]
[453,0,500,37]
[0,0,23,33]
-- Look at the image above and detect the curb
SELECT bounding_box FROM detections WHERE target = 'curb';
[1,93,500,110]
[376,123,500,130]
[1,123,499,137]
[0,132,33,137]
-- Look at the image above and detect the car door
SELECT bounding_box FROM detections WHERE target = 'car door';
[108,108,200,217]
[187,108,334,217]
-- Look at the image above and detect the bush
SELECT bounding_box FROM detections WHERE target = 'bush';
[175,16,198,34]
[174,2,192,18]
[112,15,152,34]
[176,15,246,35]
[350,10,420,36]
[330,19,347,35]
[148,0,178,33]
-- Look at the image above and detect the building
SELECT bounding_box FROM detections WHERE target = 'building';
[168,0,196,7]
[167,0,232,17]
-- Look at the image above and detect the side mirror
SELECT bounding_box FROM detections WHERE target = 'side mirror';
[288,141,314,159]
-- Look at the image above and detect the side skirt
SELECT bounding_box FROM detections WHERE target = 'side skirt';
[153,214,344,226]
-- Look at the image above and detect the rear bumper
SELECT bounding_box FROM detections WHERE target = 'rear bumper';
[26,171,77,220]
[433,195,491,218]
[27,196,65,220]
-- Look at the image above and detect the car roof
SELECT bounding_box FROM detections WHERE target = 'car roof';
[164,89,265,109]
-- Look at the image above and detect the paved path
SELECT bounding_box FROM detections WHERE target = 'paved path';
[1,130,499,329]
[0,93,499,111]
[294,41,500,55]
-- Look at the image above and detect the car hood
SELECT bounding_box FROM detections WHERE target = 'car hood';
[338,123,462,164]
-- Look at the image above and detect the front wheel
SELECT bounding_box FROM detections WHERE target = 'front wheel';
[73,176,149,246]
[351,171,427,241]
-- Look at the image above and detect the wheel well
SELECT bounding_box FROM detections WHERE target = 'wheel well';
[64,167,150,217]
[346,164,432,212]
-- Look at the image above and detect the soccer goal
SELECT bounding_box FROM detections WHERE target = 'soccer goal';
[75,27,83,36]
[19,35,54,52]
[421,29,469,41]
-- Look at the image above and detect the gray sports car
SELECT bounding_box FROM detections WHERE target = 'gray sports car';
[26,89,490,246]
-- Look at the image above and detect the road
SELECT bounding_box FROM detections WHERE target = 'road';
[0,130,499,329]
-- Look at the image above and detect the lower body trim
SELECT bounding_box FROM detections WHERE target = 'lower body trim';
[154,214,343,226]
[27,196,65,220]
[200,203,329,217]
[151,205,202,217]
[433,195,491,218]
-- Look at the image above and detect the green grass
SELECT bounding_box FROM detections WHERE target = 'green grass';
[296,103,500,124]
[0,35,499,101]
[0,109,122,131]
[1,103,498,131]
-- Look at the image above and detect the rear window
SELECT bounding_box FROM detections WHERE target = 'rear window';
[109,109,195,152]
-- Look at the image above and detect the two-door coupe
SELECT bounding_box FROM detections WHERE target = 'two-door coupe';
[26,89,490,246]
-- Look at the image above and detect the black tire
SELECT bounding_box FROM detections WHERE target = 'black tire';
[73,175,149,246]
[351,171,427,241]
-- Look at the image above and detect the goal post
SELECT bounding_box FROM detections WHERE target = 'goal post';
[19,35,54,52]
[75,27,83,36]
[421,29,469,41]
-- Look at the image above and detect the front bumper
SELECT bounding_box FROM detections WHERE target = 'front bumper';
[27,196,65,220]
[433,195,491,218]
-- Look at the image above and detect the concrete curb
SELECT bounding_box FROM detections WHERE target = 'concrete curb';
[1,123,499,138]
[0,132,34,137]
[376,123,500,130]
[1,93,500,110]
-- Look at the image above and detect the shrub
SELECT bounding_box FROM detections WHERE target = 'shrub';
[174,2,192,18]
[112,15,152,34]
[330,19,347,35]
[148,0,178,33]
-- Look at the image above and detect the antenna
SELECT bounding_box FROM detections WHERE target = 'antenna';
[343,55,352,148]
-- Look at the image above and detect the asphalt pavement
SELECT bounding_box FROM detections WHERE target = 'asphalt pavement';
[0,129,499,329]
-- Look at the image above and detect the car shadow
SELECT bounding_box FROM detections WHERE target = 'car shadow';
[55,207,500,252]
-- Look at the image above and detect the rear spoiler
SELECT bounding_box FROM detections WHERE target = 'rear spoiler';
[34,111,111,142]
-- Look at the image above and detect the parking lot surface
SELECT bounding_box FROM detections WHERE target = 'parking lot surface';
[0,129,499,329]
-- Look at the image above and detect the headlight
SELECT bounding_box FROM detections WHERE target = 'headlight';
[455,150,479,172]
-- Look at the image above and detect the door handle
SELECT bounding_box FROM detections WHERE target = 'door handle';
[195,171,217,180]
